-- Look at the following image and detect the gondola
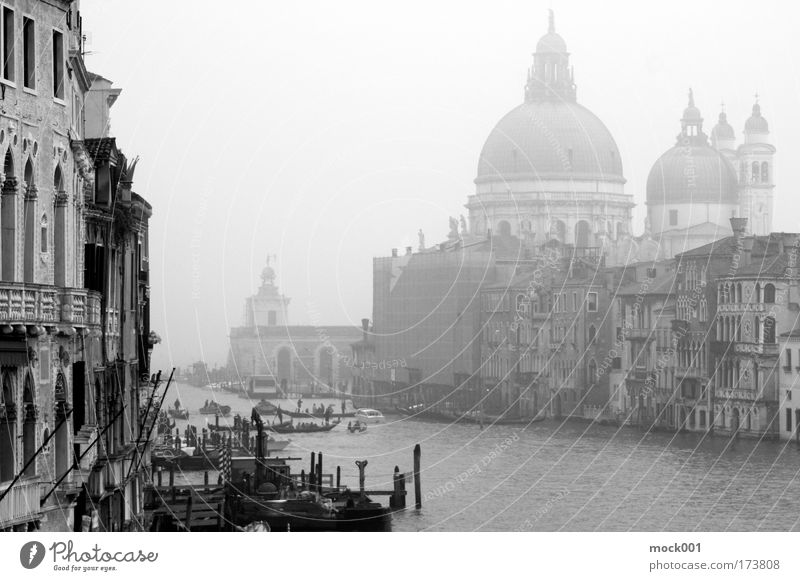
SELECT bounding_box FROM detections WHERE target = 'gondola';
[199,402,232,416]
[267,420,340,434]
[254,400,278,416]
[168,408,190,420]
[284,410,356,419]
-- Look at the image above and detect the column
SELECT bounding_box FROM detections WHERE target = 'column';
[1,177,18,281]
[54,191,68,287]
[23,185,37,283]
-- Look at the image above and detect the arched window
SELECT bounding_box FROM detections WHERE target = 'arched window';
[736,283,742,303]
[54,164,64,192]
[764,316,776,344]
[497,220,511,238]
[763,283,775,304]
[755,316,761,343]
[755,283,761,304]
[752,161,760,183]
[761,161,769,183]
[23,158,33,188]
[0,373,16,481]
[588,359,597,385]
[22,374,36,478]
[588,325,596,343]
[40,214,48,253]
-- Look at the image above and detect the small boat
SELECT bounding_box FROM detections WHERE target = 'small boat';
[354,409,385,424]
[199,402,232,416]
[267,420,340,434]
[347,421,367,433]
[254,400,278,416]
[168,408,190,420]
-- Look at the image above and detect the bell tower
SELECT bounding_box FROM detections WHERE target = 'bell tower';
[737,99,775,236]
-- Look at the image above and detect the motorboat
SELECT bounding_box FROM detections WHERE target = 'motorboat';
[354,409,385,424]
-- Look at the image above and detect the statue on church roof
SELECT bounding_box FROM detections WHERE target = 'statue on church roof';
[448,216,459,240]
[460,215,468,237]
[418,229,425,251]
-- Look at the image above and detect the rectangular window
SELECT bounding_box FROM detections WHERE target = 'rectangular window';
[587,292,598,312]
[3,7,14,83]
[52,29,64,99]
[787,408,793,432]
[572,292,577,312]
[23,17,34,90]
[786,349,793,371]
[669,209,678,226]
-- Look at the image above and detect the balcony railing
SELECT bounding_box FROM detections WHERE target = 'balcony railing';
[625,328,655,341]
[675,366,705,379]
[0,283,101,329]
[733,342,779,357]
[0,478,41,528]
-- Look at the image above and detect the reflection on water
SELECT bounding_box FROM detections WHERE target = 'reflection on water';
[164,382,800,531]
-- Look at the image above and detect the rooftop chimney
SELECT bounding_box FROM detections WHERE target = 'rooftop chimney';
[405,246,412,255]
[361,318,369,342]
[391,248,398,258]
[730,217,747,238]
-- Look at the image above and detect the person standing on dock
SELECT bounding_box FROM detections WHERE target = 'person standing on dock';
[277,406,283,424]
[296,398,303,413]
[341,400,346,415]
[324,406,332,425]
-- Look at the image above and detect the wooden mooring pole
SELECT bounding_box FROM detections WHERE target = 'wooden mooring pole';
[336,466,341,489]
[413,443,422,509]
[355,460,368,492]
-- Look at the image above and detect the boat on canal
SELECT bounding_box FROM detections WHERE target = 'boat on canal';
[199,401,232,416]
[267,420,340,434]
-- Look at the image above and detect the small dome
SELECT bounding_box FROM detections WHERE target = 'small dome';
[536,32,567,54]
[646,146,738,205]
[745,103,769,134]
[711,111,735,145]
[536,9,567,54]
[476,101,624,184]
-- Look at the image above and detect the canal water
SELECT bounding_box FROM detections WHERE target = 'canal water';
[164,382,800,531]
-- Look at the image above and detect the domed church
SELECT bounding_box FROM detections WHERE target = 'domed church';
[646,91,775,258]
[466,11,634,248]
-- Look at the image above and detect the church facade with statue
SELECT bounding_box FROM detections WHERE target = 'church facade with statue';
[227,260,362,396]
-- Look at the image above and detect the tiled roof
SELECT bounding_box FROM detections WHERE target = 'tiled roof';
[84,138,117,163]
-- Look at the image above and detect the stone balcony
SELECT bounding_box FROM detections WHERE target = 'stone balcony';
[624,327,655,341]
[0,477,41,528]
[733,342,779,357]
[0,283,101,332]
[675,366,705,380]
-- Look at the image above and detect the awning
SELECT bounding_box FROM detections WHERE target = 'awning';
[0,338,28,366]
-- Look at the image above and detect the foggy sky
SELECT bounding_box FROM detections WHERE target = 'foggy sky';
[79,0,800,371]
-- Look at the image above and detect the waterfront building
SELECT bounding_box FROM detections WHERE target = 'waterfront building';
[228,261,361,396]
[778,330,800,441]
[0,1,154,532]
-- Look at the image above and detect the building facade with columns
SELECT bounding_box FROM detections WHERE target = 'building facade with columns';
[228,262,361,396]
[0,0,154,532]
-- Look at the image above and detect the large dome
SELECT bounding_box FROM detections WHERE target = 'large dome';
[646,145,738,205]
[475,101,625,184]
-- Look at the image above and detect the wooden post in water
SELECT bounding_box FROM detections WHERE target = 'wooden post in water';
[317,452,323,491]
[391,466,400,508]
[355,460,368,492]
[413,443,422,509]
[310,452,316,492]
[336,466,341,489]
[157,468,162,488]
[169,465,175,488]
[204,471,209,491]
[300,469,306,488]
[215,414,219,428]
[184,492,193,532]
[399,472,407,508]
